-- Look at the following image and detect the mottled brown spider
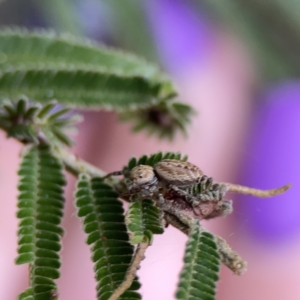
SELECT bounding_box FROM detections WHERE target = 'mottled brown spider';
[106,158,291,222]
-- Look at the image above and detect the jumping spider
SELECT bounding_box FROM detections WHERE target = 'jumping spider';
[127,160,232,219]
[106,158,291,223]
[105,157,291,276]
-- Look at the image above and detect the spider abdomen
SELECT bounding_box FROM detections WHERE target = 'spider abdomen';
[154,159,203,187]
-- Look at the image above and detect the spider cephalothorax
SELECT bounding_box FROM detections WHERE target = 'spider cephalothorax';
[129,159,205,189]
[128,165,159,198]
[154,159,204,187]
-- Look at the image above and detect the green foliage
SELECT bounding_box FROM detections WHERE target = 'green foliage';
[0,28,163,80]
[119,101,194,139]
[0,96,38,142]
[75,174,141,300]
[18,288,34,300]
[0,96,80,146]
[124,151,188,173]
[35,101,81,146]
[0,28,193,138]
[188,177,221,196]
[0,28,174,107]
[16,144,66,300]
[176,223,221,300]
[126,199,164,244]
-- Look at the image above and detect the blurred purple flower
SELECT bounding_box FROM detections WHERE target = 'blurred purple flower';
[237,82,300,244]
[144,0,212,74]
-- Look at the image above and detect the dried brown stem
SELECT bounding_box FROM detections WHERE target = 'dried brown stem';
[108,241,149,300]
[164,214,247,275]
[164,212,190,235]
[214,236,247,275]
[224,183,291,198]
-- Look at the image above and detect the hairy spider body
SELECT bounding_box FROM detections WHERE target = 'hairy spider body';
[126,159,225,213]
[107,158,290,222]
[129,159,205,190]
[154,159,204,187]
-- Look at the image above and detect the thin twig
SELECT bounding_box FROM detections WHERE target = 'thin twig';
[54,147,106,177]
[164,214,247,275]
[223,182,291,198]
[214,235,247,275]
[108,241,149,300]
[164,212,190,235]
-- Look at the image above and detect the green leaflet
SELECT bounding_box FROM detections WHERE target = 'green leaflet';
[125,151,188,173]
[0,97,79,146]
[0,29,194,139]
[0,28,161,79]
[18,288,34,300]
[0,68,164,109]
[126,199,164,244]
[176,224,221,300]
[75,175,141,300]
[0,28,175,108]
[119,101,194,140]
[16,145,65,300]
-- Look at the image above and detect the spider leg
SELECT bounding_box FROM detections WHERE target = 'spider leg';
[157,193,167,228]
[193,176,228,200]
[168,179,229,216]
[103,170,124,179]
[169,184,200,206]
[198,183,228,201]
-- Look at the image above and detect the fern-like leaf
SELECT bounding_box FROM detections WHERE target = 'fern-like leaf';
[0,97,80,146]
[16,144,66,300]
[0,28,166,81]
[18,288,34,300]
[126,199,164,244]
[0,28,174,108]
[119,101,194,139]
[176,223,221,300]
[0,68,163,108]
[0,29,195,138]
[75,175,141,300]
[124,151,188,174]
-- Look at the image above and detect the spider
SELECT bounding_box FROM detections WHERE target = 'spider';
[107,159,228,220]
[105,158,291,221]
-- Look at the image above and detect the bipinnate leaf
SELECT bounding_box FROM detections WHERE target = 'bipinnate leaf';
[0,28,174,109]
[176,223,221,300]
[126,199,164,244]
[16,144,65,300]
[75,175,141,300]
[0,29,195,139]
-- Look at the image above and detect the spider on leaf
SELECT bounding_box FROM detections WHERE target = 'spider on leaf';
[105,158,291,222]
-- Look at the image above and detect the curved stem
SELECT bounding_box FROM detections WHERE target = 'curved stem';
[223,182,291,198]
[108,241,149,300]
[54,147,106,177]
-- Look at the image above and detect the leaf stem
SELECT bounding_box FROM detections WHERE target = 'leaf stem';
[108,241,149,300]
[54,147,106,178]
